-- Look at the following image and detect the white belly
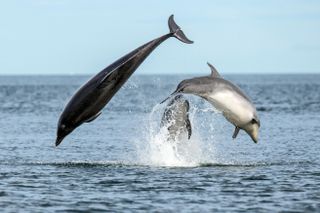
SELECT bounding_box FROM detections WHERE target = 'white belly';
[205,90,254,126]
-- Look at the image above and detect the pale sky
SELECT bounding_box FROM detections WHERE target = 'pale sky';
[0,0,319,75]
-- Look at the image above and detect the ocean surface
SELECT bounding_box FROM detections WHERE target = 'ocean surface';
[0,74,320,212]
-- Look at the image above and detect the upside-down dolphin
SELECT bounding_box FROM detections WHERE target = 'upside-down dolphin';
[55,15,193,146]
[161,63,260,143]
[160,95,192,141]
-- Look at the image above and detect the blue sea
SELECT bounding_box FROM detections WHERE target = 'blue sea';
[0,74,319,212]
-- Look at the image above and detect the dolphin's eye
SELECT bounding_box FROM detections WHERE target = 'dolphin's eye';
[251,118,261,127]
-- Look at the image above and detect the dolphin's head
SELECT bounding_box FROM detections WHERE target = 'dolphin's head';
[175,80,194,94]
[172,79,206,98]
[55,120,75,146]
[242,115,260,143]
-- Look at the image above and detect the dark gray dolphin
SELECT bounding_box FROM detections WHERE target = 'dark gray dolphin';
[160,95,192,141]
[56,15,193,146]
[162,62,260,143]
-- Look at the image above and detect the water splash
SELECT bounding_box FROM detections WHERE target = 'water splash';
[134,101,216,167]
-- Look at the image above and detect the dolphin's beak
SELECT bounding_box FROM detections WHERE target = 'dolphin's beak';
[55,135,66,147]
[160,96,171,104]
[251,134,258,143]
[249,124,259,143]
[160,92,176,104]
[160,91,178,104]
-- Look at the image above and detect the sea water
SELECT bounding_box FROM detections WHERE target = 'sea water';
[0,74,319,212]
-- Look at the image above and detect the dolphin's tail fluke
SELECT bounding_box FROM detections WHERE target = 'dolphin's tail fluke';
[168,15,193,44]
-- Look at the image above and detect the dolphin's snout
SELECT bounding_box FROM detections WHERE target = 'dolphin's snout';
[252,135,258,143]
[55,135,66,147]
[249,124,259,143]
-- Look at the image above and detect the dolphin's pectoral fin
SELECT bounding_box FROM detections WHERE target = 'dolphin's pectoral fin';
[232,126,240,139]
[186,117,192,139]
[207,62,221,78]
[85,112,102,123]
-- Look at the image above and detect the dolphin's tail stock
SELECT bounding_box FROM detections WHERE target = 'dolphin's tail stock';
[168,15,193,44]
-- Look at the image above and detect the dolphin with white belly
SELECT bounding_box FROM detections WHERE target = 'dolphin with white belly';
[161,63,260,143]
[160,95,192,141]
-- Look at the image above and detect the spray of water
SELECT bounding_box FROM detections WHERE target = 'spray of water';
[134,101,218,167]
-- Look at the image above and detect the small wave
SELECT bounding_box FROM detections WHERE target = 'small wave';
[1,159,316,169]
[23,160,199,168]
[199,160,316,167]
[25,160,140,168]
[26,160,200,168]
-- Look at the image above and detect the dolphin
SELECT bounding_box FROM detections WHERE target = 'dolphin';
[162,62,260,143]
[160,95,192,141]
[55,15,193,146]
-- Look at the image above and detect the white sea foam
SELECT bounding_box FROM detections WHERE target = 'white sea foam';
[134,101,218,167]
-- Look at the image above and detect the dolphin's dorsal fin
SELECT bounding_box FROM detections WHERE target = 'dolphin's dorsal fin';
[85,112,102,123]
[232,126,240,139]
[207,62,221,78]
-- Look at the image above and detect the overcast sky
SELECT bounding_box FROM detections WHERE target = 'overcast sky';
[0,0,319,75]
